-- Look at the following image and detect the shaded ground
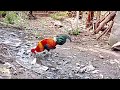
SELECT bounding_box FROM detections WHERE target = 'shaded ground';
[0,17,120,79]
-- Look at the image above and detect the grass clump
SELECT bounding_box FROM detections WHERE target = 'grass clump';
[50,11,68,20]
[68,28,81,36]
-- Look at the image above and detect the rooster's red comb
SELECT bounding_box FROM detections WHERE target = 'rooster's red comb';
[31,49,36,54]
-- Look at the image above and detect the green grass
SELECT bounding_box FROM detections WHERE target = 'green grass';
[50,11,68,20]
[4,12,18,24]
[2,11,29,29]
[68,28,81,36]
[0,11,6,16]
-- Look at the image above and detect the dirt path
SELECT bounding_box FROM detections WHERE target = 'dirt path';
[0,17,120,79]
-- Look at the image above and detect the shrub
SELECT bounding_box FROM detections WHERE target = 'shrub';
[4,12,18,24]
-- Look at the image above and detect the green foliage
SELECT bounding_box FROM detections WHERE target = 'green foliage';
[0,11,6,16]
[2,11,29,29]
[68,28,81,36]
[4,12,18,24]
[50,11,68,20]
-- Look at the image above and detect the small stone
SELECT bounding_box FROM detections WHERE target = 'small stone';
[84,76,90,79]
[99,74,104,79]
[109,60,115,64]
[80,64,85,68]
[74,54,77,56]
[47,63,53,67]
[76,67,80,71]
[13,72,17,75]
[114,59,120,64]
[86,65,95,72]
[76,63,80,66]
[63,61,70,65]
[31,58,36,65]
[69,73,73,78]
[46,76,51,79]
[80,67,87,73]
[109,59,120,65]
[56,67,62,70]
[94,45,99,47]
[85,34,89,36]
[80,64,95,73]
[80,50,85,52]
[91,70,99,74]
[99,55,104,59]
[25,44,31,46]
[40,66,49,71]
[51,68,56,71]
[56,62,62,65]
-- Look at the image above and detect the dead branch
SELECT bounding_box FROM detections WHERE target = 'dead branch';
[96,20,114,40]
[95,11,110,30]
[94,11,117,34]
[104,20,114,35]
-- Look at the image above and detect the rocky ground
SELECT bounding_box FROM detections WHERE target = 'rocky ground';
[0,17,120,79]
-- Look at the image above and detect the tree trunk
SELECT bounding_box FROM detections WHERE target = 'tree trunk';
[75,11,79,29]
[86,11,94,28]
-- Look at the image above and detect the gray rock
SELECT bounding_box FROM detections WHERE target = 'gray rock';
[91,70,99,74]
[76,63,80,66]
[109,11,120,47]
[56,62,62,65]
[99,55,104,59]
[80,64,95,73]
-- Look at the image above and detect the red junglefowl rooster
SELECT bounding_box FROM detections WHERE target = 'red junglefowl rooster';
[30,34,71,65]
[31,34,72,54]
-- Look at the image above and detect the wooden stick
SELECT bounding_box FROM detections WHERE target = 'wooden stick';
[94,11,110,30]
[94,11,117,34]
[96,20,114,40]
[104,20,114,35]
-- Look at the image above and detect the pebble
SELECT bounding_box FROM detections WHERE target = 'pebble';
[75,74,81,77]
[69,73,73,78]
[56,62,62,65]
[76,67,80,70]
[63,61,70,65]
[76,63,80,66]
[109,59,120,64]
[99,55,104,59]
[25,44,31,46]
[80,64,95,73]
[91,70,99,74]
[80,64,85,68]
[51,61,55,63]
[51,68,56,71]
[31,58,36,65]
[23,52,29,55]
[41,66,49,71]
[74,54,77,56]
[84,76,90,79]
[56,67,62,70]
[109,60,116,64]
[99,74,104,79]
[94,45,99,48]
